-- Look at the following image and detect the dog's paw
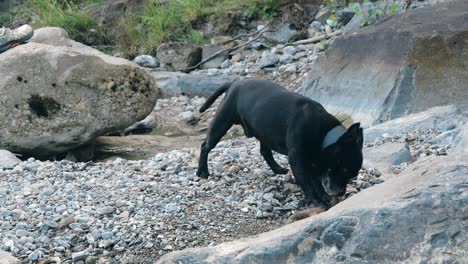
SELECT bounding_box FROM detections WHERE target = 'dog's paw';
[272,167,289,175]
[196,169,210,179]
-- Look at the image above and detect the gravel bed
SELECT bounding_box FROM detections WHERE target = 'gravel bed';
[0,128,451,263]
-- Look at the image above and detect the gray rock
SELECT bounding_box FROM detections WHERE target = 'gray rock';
[279,54,294,64]
[176,74,240,98]
[282,46,297,56]
[0,28,158,159]
[177,111,198,124]
[200,44,228,69]
[157,154,468,263]
[260,51,279,68]
[96,206,114,215]
[133,55,160,68]
[101,231,114,240]
[28,249,42,261]
[284,65,297,73]
[156,42,202,72]
[145,71,186,98]
[15,230,29,237]
[72,249,89,262]
[262,24,298,44]
[148,71,241,98]
[300,1,468,127]
[220,59,231,69]
[363,142,415,175]
[452,123,468,153]
[0,250,20,264]
[55,204,67,214]
[364,105,462,143]
[0,150,21,170]
[427,129,461,146]
[310,21,323,30]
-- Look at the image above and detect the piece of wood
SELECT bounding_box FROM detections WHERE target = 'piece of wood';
[217,21,274,46]
[292,29,342,45]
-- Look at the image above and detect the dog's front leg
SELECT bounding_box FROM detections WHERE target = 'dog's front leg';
[309,177,333,209]
[288,151,321,205]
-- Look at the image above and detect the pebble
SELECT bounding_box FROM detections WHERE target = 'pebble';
[28,249,42,261]
[59,215,76,228]
[228,165,241,173]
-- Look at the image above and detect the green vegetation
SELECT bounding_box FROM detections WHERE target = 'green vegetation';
[24,0,110,46]
[11,0,284,55]
[325,0,400,28]
[122,0,283,55]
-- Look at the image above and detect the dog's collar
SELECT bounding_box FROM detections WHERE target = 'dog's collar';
[322,125,347,150]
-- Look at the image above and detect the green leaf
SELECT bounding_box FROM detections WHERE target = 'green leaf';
[331,20,338,27]
[390,3,400,14]
[363,0,370,2]
[359,18,366,27]
[376,8,384,16]
[348,2,359,10]
[368,9,374,16]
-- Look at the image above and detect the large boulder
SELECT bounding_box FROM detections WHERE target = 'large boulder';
[157,154,468,263]
[0,28,158,159]
[299,1,468,127]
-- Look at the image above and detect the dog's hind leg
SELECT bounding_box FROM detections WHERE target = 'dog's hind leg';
[196,105,235,179]
[260,144,288,174]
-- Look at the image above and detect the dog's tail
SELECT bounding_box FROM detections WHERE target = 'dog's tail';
[199,82,231,113]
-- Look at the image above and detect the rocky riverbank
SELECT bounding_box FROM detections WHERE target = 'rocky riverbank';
[0,120,453,262]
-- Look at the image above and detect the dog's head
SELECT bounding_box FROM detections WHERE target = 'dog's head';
[320,123,363,196]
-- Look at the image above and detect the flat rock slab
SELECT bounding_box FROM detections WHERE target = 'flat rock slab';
[364,105,463,144]
[363,142,415,175]
[157,154,468,263]
[149,71,241,98]
[300,1,468,126]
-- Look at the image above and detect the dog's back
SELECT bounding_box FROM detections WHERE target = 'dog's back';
[225,79,340,155]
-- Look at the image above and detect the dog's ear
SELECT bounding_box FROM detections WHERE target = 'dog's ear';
[339,123,363,146]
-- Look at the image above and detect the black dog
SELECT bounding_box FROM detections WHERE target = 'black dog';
[196,79,363,208]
